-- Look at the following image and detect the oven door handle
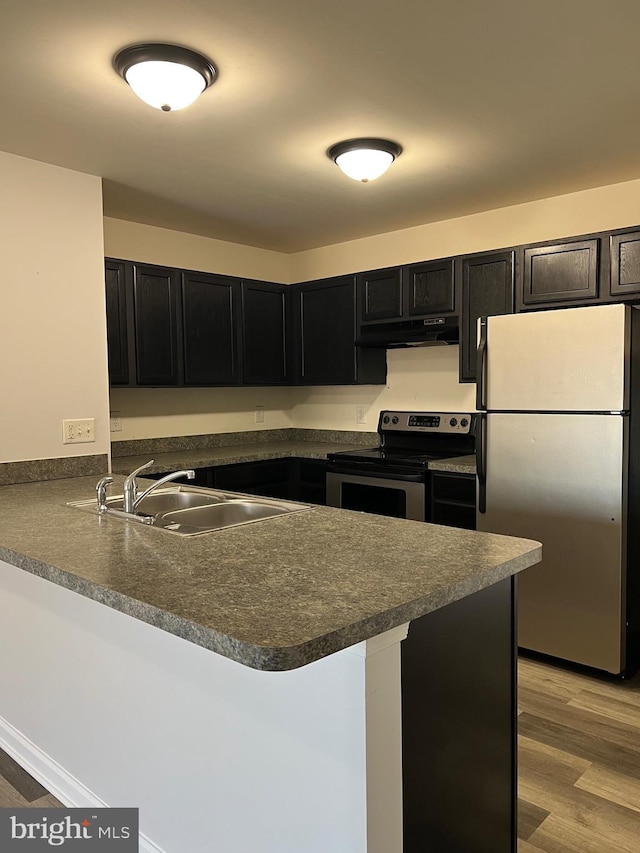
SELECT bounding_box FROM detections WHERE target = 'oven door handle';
[326,466,426,483]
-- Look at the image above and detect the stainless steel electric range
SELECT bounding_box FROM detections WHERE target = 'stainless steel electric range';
[326,410,476,522]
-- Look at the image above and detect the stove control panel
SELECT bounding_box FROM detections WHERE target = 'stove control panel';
[380,411,474,434]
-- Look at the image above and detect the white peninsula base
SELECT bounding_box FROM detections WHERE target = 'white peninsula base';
[0,559,408,853]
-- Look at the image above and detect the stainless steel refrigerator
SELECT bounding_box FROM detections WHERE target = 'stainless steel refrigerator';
[476,303,640,675]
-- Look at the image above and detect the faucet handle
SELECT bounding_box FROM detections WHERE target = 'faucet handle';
[126,459,155,481]
[96,476,114,513]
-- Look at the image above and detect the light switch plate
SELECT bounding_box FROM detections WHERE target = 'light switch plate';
[63,418,95,444]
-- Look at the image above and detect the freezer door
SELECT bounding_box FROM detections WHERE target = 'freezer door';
[477,413,627,673]
[483,304,630,412]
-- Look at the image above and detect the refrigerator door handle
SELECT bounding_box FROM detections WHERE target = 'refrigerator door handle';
[477,412,487,514]
[476,316,488,411]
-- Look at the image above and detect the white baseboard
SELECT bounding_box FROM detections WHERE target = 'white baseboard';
[0,715,165,853]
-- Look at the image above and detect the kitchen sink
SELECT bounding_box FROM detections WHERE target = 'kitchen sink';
[67,485,312,536]
[153,499,301,535]
[104,486,227,515]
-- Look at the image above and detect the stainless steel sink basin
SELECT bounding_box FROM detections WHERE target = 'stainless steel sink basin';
[105,487,227,515]
[67,485,312,536]
[153,499,304,535]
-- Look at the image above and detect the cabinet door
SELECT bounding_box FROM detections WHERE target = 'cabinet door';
[297,277,356,384]
[213,459,291,499]
[182,272,240,385]
[241,282,288,384]
[459,251,514,383]
[133,263,180,385]
[521,239,599,307]
[403,259,455,317]
[610,230,640,298]
[292,458,328,505]
[104,259,130,385]
[357,268,402,322]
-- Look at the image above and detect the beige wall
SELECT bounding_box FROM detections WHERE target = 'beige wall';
[289,347,476,430]
[0,153,110,463]
[109,349,475,439]
[289,176,640,281]
[103,217,290,283]
[109,387,293,440]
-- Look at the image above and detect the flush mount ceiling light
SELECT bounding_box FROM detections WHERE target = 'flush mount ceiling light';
[113,43,217,112]
[327,138,402,182]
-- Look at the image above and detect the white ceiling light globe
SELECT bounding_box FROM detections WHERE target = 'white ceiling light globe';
[328,139,402,182]
[114,45,217,113]
[125,60,206,112]
[335,148,395,182]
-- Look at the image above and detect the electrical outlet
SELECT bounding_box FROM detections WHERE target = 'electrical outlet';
[110,411,123,432]
[356,406,366,424]
[255,406,265,424]
[63,418,95,444]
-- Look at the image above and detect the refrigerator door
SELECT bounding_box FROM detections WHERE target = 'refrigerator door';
[477,412,627,673]
[483,304,630,412]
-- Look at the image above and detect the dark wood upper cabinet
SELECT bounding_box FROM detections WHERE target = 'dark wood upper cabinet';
[459,251,514,383]
[520,239,599,308]
[610,230,640,298]
[358,260,456,334]
[182,272,240,385]
[241,281,288,385]
[357,268,403,322]
[292,276,386,385]
[104,259,130,385]
[403,259,455,317]
[132,263,180,385]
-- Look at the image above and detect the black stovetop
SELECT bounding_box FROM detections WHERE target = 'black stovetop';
[328,410,477,471]
[328,446,455,470]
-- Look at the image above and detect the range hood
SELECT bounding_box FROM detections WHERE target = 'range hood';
[356,316,459,348]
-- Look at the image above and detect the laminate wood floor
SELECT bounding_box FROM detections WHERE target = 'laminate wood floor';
[518,655,640,853]
[1,655,639,853]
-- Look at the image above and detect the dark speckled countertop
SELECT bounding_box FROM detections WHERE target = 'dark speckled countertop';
[428,455,477,475]
[0,476,539,672]
[111,440,368,476]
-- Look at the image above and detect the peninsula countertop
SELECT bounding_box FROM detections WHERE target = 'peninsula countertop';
[0,475,539,671]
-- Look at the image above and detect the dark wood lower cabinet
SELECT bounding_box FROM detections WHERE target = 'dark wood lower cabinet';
[431,472,476,529]
[212,459,291,499]
[402,577,517,852]
[147,458,328,505]
[292,459,327,504]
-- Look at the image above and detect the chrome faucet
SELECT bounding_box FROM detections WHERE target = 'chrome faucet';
[96,476,113,513]
[122,460,196,514]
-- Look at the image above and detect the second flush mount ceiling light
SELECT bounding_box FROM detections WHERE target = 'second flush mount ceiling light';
[113,43,217,112]
[327,138,402,182]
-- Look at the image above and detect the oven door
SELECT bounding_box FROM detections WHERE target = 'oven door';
[326,469,426,521]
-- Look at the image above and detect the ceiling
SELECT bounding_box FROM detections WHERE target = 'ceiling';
[3,0,640,253]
